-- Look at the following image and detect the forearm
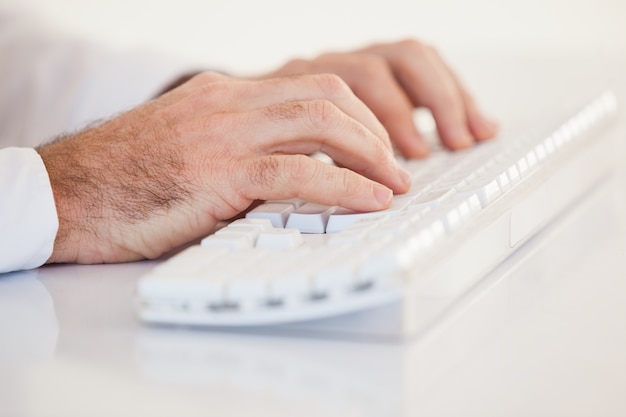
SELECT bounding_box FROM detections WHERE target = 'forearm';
[36,112,201,265]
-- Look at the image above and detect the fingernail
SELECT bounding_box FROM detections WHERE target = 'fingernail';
[479,118,499,140]
[410,138,430,158]
[374,185,393,206]
[451,127,473,149]
[487,117,499,131]
[416,139,430,154]
[478,114,498,129]
[398,166,412,186]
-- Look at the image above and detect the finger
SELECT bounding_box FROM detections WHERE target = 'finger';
[209,99,410,194]
[363,40,479,150]
[439,60,498,141]
[251,74,393,150]
[460,90,499,142]
[238,154,394,212]
[397,49,474,150]
[177,73,394,152]
[333,54,430,158]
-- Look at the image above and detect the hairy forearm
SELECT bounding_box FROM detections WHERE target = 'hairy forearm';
[37,112,197,264]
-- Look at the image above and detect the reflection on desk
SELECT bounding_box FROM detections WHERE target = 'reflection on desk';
[0,270,58,364]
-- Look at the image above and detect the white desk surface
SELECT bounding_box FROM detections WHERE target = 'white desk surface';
[2,52,626,417]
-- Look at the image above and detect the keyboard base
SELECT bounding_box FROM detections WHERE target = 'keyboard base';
[262,121,623,341]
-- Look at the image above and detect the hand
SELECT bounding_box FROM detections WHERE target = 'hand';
[262,39,498,158]
[38,72,410,264]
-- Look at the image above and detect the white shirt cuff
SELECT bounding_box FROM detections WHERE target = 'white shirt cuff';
[0,147,58,273]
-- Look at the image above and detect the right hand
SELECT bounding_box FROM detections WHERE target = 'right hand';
[38,72,411,265]
[261,39,498,158]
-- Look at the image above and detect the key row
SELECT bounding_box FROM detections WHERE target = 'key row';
[141,242,407,311]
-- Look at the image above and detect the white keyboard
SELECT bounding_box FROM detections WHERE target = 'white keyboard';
[136,92,620,329]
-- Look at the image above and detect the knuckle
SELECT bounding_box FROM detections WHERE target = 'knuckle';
[194,112,232,140]
[247,157,281,188]
[264,101,307,122]
[263,99,342,134]
[285,155,316,184]
[198,111,225,130]
[398,38,430,55]
[358,55,391,79]
[190,71,224,86]
[338,167,356,193]
[311,73,350,97]
[336,168,367,205]
[282,58,308,72]
[195,80,230,101]
[151,110,181,141]
[434,88,463,111]
[305,99,339,131]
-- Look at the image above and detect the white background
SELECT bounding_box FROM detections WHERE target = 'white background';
[6,0,626,74]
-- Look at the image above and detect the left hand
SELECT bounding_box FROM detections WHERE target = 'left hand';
[261,39,498,158]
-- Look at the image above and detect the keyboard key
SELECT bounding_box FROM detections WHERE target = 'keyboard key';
[326,198,411,233]
[266,198,306,209]
[226,275,268,308]
[215,226,261,246]
[327,228,369,246]
[516,156,530,177]
[150,246,228,277]
[406,188,451,210]
[357,243,410,283]
[228,218,274,232]
[285,203,336,233]
[496,171,511,192]
[268,267,310,302]
[367,211,421,240]
[454,178,497,208]
[506,164,521,184]
[534,142,548,161]
[201,233,253,250]
[246,202,294,228]
[314,255,360,294]
[525,149,538,169]
[256,229,304,249]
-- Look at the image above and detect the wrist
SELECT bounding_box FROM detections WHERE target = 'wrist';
[37,134,99,264]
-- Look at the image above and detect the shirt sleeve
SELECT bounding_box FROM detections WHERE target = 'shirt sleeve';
[0,147,58,273]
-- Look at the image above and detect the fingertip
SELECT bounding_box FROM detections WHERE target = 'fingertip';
[441,126,474,150]
[407,138,431,158]
[470,113,499,141]
[387,165,412,196]
[373,184,393,207]
[397,166,412,188]
[393,132,431,159]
